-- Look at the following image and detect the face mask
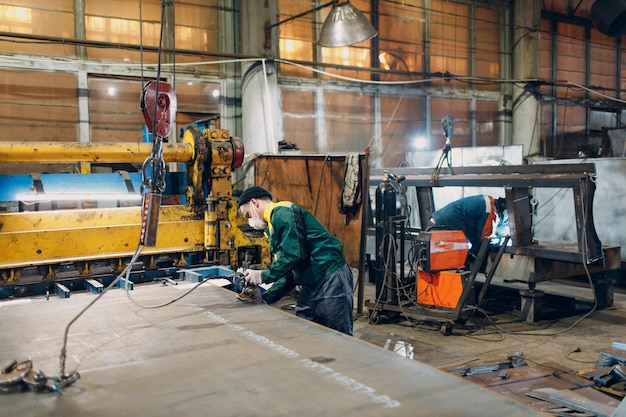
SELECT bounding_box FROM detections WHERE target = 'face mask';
[248,210,267,230]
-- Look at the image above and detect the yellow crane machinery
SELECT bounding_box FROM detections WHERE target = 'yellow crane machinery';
[0,123,268,291]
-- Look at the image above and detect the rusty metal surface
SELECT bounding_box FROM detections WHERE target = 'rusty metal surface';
[465,365,553,387]
[485,376,581,411]
[459,361,616,414]
[497,241,621,282]
[528,387,618,416]
[370,163,597,188]
[0,283,548,417]
[465,364,593,389]
[503,240,620,266]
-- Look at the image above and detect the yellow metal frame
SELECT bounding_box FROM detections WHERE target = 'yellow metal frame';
[0,142,193,163]
[0,127,269,284]
[0,206,203,269]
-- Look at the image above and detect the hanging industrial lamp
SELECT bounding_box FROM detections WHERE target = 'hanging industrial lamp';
[318,1,378,47]
[590,0,626,37]
[265,0,378,49]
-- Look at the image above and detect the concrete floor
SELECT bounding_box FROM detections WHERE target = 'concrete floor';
[348,280,626,373]
[274,276,626,414]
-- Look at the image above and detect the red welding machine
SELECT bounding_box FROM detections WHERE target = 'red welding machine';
[416,230,469,308]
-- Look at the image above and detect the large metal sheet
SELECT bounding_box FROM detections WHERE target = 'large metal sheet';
[533,158,626,262]
[0,283,547,417]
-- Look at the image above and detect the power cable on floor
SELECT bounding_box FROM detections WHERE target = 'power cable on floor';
[57,0,214,384]
[123,265,211,309]
[564,347,597,364]
[59,243,143,378]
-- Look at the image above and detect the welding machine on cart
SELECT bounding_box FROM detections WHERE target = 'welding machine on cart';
[365,171,509,335]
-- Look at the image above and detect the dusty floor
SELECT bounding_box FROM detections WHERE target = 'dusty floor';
[349,279,626,373]
[274,276,626,382]
[272,276,626,414]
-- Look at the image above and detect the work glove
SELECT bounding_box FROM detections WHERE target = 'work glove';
[244,269,264,286]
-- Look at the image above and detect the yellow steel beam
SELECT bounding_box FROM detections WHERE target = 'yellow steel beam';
[0,142,194,163]
[0,207,148,232]
[0,206,205,269]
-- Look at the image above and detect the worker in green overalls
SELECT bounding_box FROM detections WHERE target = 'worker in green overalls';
[238,186,353,336]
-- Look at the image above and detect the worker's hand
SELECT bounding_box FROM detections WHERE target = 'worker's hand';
[244,269,263,286]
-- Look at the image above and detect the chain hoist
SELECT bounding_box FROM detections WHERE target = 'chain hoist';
[139,80,177,246]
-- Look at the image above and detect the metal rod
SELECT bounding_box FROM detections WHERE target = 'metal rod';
[356,154,369,314]
[0,142,194,163]
[264,1,335,50]
[265,1,335,31]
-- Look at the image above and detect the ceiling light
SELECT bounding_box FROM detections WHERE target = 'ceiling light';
[265,0,378,49]
[318,2,378,47]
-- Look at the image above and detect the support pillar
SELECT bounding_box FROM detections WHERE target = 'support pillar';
[512,0,541,158]
[239,1,281,190]
[520,289,544,323]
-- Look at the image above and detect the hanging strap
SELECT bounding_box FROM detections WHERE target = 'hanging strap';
[339,153,362,216]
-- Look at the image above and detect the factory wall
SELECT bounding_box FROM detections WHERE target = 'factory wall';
[0,0,623,178]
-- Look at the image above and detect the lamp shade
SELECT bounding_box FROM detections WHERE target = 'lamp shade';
[591,0,626,37]
[318,1,378,47]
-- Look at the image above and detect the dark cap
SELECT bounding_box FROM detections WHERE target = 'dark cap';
[495,197,507,215]
[238,186,273,208]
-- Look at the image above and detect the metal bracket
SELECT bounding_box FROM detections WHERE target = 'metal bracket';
[54,283,70,298]
[85,279,103,294]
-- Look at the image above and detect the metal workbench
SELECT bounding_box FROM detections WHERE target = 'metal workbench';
[0,282,547,416]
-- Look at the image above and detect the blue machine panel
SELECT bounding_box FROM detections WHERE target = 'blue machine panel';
[0,172,143,203]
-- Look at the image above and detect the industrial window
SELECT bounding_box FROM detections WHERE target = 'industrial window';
[0,69,78,142]
[378,1,425,79]
[622,39,626,84]
[88,76,146,143]
[324,90,374,152]
[430,1,470,78]
[379,95,426,168]
[275,0,505,164]
[590,30,618,97]
[174,80,222,126]
[277,0,501,86]
[318,0,374,80]
[474,7,501,89]
[281,89,317,152]
[555,22,586,99]
[543,105,588,158]
[0,1,75,57]
[277,0,374,80]
[475,100,500,147]
[174,0,219,54]
[85,0,219,65]
[89,76,221,143]
[276,1,315,78]
[86,1,166,63]
[539,0,626,158]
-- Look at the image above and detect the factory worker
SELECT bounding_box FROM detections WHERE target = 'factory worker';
[430,195,506,255]
[238,186,354,336]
